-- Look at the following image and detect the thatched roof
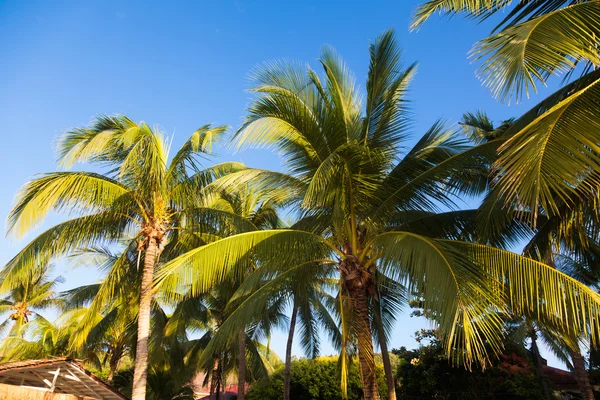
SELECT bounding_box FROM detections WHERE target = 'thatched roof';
[0,357,127,400]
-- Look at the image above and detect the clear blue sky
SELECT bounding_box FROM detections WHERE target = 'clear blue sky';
[0,0,565,366]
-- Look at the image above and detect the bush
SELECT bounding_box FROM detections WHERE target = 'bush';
[393,341,547,400]
[246,356,389,400]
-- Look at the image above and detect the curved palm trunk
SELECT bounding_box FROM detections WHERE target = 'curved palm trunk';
[237,329,246,400]
[284,304,298,400]
[376,319,396,400]
[529,330,551,400]
[132,237,158,400]
[570,348,594,400]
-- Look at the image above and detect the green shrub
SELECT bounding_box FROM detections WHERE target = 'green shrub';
[246,356,389,400]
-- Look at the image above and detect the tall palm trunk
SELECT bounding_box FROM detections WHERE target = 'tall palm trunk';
[376,314,396,400]
[570,348,594,400]
[353,286,380,400]
[284,304,298,400]
[237,328,246,400]
[132,236,158,400]
[529,329,551,400]
[342,255,380,400]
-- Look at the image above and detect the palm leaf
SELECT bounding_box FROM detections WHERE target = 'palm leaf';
[492,69,600,222]
[471,1,600,102]
[7,172,130,237]
[155,230,338,299]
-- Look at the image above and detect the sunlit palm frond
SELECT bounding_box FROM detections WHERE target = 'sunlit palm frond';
[168,125,228,179]
[471,1,600,102]
[0,213,130,294]
[373,232,505,367]
[444,241,600,344]
[364,29,416,156]
[155,230,338,299]
[7,172,131,237]
[492,69,600,222]
[57,114,139,168]
[411,0,513,30]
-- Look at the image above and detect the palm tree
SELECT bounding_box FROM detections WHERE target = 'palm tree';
[0,309,97,362]
[2,115,243,400]
[61,248,140,383]
[162,279,283,400]
[412,0,600,227]
[0,263,63,337]
[157,30,600,399]
[209,185,285,400]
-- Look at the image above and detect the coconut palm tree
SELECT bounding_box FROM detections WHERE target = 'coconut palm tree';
[162,279,283,400]
[412,0,600,227]
[0,308,99,363]
[0,263,63,337]
[156,30,600,399]
[61,248,140,383]
[1,115,243,400]
[209,185,285,400]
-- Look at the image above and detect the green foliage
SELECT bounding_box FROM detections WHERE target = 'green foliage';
[246,356,390,400]
[413,0,600,226]
[393,333,546,400]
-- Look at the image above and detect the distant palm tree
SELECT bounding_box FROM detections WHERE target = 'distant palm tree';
[202,186,285,400]
[0,309,93,362]
[0,263,63,337]
[2,115,241,400]
[61,246,141,382]
[157,30,600,399]
[162,280,283,400]
[412,0,600,227]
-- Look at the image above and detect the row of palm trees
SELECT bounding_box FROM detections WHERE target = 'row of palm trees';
[2,1,600,397]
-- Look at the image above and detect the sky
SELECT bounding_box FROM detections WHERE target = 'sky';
[0,0,568,367]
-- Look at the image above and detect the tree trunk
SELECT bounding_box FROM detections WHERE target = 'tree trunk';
[210,357,221,400]
[570,348,594,400]
[529,330,552,400]
[377,316,396,400]
[352,286,380,400]
[107,347,121,383]
[284,304,298,400]
[132,237,158,400]
[237,328,246,400]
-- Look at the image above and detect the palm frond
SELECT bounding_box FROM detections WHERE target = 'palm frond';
[155,230,338,299]
[493,69,600,222]
[373,232,505,367]
[471,1,600,102]
[411,0,513,30]
[0,213,130,294]
[7,172,131,237]
[444,241,600,345]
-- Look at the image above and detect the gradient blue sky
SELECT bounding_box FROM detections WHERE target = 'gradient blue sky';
[0,0,565,366]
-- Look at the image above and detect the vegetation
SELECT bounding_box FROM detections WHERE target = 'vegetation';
[1,3,600,399]
[393,331,546,400]
[247,356,389,400]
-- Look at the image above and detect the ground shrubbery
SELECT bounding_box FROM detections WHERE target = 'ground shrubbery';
[393,332,547,400]
[247,338,547,400]
[246,356,390,400]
